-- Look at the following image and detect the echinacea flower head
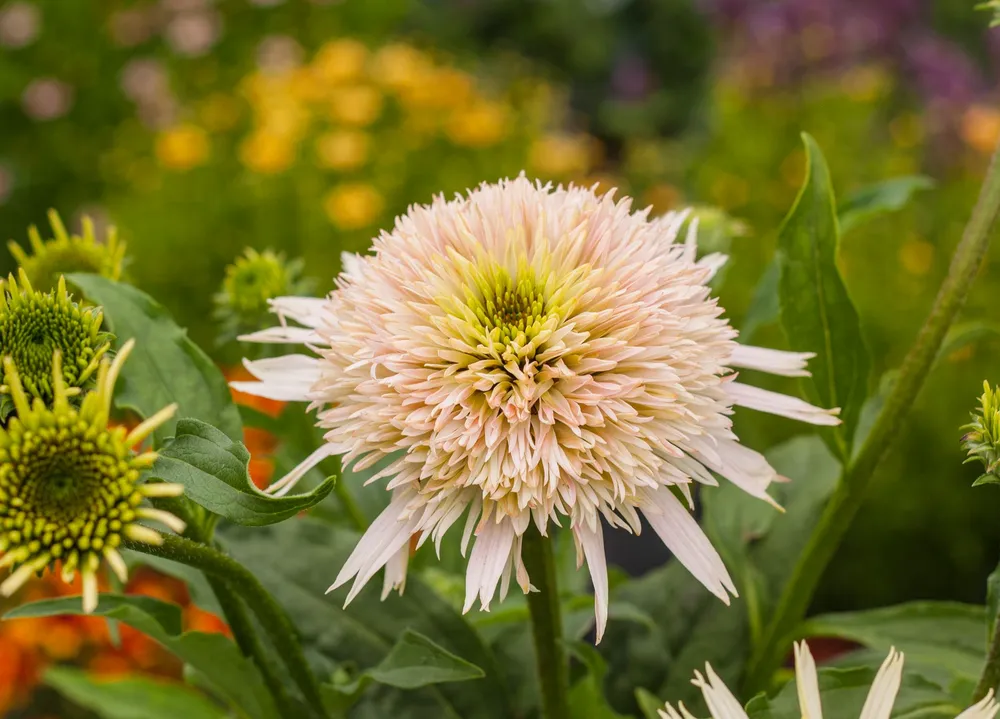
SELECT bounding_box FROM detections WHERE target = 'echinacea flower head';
[659,641,998,719]
[962,381,1000,485]
[214,248,315,348]
[0,270,112,410]
[9,210,127,293]
[0,339,183,613]
[233,177,840,640]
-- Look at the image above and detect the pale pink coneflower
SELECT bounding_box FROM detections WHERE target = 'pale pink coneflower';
[660,641,999,719]
[232,177,841,641]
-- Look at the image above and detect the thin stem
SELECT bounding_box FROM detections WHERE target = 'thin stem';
[523,530,570,719]
[975,615,1000,701]
[206,575,298,716]
[125,534,327,718]
[744,138,1000,696]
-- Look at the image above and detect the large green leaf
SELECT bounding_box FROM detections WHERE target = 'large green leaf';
[45,666,228,719]
[68,273,242,444]
[837,176,934,235]
[151,418,336,526]
[777,133,869,457]
[5,595,279,719]
[802,602,986,685]
[746,663,961,719]
[220,519,514,719]
[741,259,780,342]
[602,436,840,714]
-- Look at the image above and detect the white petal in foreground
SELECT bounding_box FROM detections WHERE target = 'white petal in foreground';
[685,435,782,509]
[237,325,323,345]
[463,516,516,613]
[639,487,736,603]
[574,521,609,643]
[957,691,1000,719]
[691,664,749,719]
[728,345,814,377]
[269,296,329,328]
[794,641,824,719]
[858,648,904,719]
[726,382,841,426]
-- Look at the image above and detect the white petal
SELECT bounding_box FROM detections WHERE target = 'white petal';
[381,543,410,600]
[794,641,824,719]
[685,435,780,508]
[957,690,1000,719]
[463,517,516,613]
[640,488,736,603]
[269,297,328,328]
[726,382,841,426]
[266,443,338,497]
[697,252,729,281]
[229,381,313,402]
[691,664,749,719]
[328,492,420,604]
[244,354,323,383]
[858,648,904,719]
[340,251,365,280]
[574,521,609,643]
[237,326,322,345]
[729,345,813,377]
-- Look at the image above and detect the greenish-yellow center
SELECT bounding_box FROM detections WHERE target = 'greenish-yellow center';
[0,421,141,561]
[472,269,550,346]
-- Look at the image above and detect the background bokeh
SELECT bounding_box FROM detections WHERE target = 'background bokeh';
[2,0,1000,715]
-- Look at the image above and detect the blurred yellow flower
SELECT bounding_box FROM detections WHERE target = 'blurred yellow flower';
[841,65,890,104]
[446,100,508,147]
[371,43,431,90]
[961,105,1000,155]
[199,93,242,132]
[313,39,369,84]
[315,130,369,171]
[323,183,384,229]
[255,101,310,140]
[155,124,209,171]
[899,238,934,276]
[399,68,474,111]
[329,85,383,127]
[528,133,592,177]
[240,131,295,174]
[643,183,681,215]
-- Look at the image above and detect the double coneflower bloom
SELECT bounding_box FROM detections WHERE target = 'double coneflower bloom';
[233,177,840,640]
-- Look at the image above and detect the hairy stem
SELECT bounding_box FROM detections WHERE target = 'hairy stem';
[523,530,570,719]
[125,534,326,718]
[744,139,1000,695]
[975,614,1000,702]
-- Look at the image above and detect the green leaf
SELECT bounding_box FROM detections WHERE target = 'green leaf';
[635,687,667,719]
[45,666,228,719]
[837,176,934,234]
[151,418,336,526]
[122,549,223,617]
[746,663,961,719]
[602,436,841,714]
[566,641,630,719]
[368,630,485,689]
[741,259,780,342]
[802,602,986,686]
[777,133,870,456]
[5,594,279,719]
[936,321,1000,364]
[67,273,242,444]
[987,560,1000,645]
[220,519,514,719]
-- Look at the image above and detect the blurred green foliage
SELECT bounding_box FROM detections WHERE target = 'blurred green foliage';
[0,0,999,624]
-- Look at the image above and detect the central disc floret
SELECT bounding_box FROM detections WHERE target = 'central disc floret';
[0,341,182,613]
[3,417,143,557]
[474,268,548,346]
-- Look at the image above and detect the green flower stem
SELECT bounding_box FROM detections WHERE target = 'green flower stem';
[974,613,1000,701]
[744,137,1000,696]
[523,529,570,719]
[124,534,327,718]
[205,574,298,716]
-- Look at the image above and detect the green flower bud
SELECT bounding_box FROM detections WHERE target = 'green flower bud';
[0,269,112,414]
[962,381,1000,486]
[214,248,315,351]
[0,340,182,613]
[9,210,127,293]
